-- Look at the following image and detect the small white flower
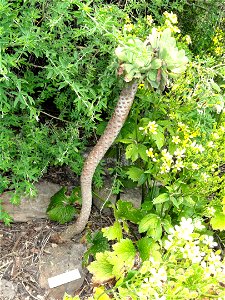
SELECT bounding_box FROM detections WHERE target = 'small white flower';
[193,219,205,230]
[202,235,218,248]
[173,159,184,171]
[201,172,210,182]
[212,132,220,140]
[172,136,181,144]
[207,141,215,148]
[147,121,158,135]
[206,206,216,216]
[191,163,199,170]
[174,148,186,158]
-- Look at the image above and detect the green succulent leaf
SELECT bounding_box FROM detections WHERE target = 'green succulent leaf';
[151,58,162,69]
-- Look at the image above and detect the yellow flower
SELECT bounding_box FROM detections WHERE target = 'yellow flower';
[172,136,181,144]
[185,35,192,45]
[147,121,158,135]
[146,148,154,158]
[146,15,153,25]
[164,11,178,24]
[124,23,134,32]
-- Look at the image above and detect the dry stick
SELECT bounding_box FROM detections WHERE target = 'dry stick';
[60,81,138,241]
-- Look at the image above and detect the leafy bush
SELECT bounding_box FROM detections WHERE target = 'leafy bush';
[0,0,128,222]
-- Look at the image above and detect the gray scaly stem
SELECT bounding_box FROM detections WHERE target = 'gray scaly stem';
[60,81,138,241]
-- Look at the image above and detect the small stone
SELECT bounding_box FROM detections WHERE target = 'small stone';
[39,243,86,300]
[0,278,17,299]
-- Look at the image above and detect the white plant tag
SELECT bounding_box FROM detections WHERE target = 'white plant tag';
[48,269,81,288]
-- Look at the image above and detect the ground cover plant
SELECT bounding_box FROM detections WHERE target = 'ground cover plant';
[0,0,225,299]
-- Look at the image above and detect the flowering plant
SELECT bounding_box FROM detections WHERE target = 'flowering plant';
[85,218,225,300]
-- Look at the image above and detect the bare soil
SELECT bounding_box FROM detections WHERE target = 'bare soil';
[0,166,114,300]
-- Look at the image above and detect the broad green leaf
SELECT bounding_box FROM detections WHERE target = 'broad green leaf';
[139,214,162,240]
[171,196,183,208]
[153,131,164,149]
[87,252,114,282]
[137,144,148,161]
[102,221,123,241]
[83,231,109,265]
[116,200,144,223]
[153,193,169,204]
[137,237,154,261]
[112,239,136,262]
[183,195,195,207]
[139,213,159,233]
[47,205,76,224]
[47,187,73,212]
[210,212,225,230]
[137,237,162,261]
[125,143,139,162]
[148,220,162,240]
[162,218,173,233]
[46,187,77,224]
[126,166,144,182]
[211,81,221,92]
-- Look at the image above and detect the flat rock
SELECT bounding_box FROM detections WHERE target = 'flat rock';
[39,243,86,300]
[93,178,142,211]
[1,181,61,222]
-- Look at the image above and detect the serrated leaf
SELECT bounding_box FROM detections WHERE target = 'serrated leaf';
[116,200,144,223]
[139,214,162,240]
[210,212,225,230]
[126,166,144,182]
[112,239,136,262]
[83,231,109,265]
[137,144,148,161]
[87,252,114,283]
[102,221,123,241]
[137,237,154,261]
[153,131,164,149]
[139,214,159,233]
[47,187,72,212]
[125,143,139,162]
[47,205,76,224]
[153,193,169,204]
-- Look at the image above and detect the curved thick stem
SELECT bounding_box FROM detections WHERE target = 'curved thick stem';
[60,81,138,241]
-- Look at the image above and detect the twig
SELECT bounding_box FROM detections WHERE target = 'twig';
[40,111,71,123]
[0,260,13,270]
[22,281,40,300]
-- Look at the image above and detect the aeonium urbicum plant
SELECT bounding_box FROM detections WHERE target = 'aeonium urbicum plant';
[115,27,188,90]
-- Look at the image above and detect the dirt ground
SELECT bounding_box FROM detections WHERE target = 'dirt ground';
[0,166,113,300]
